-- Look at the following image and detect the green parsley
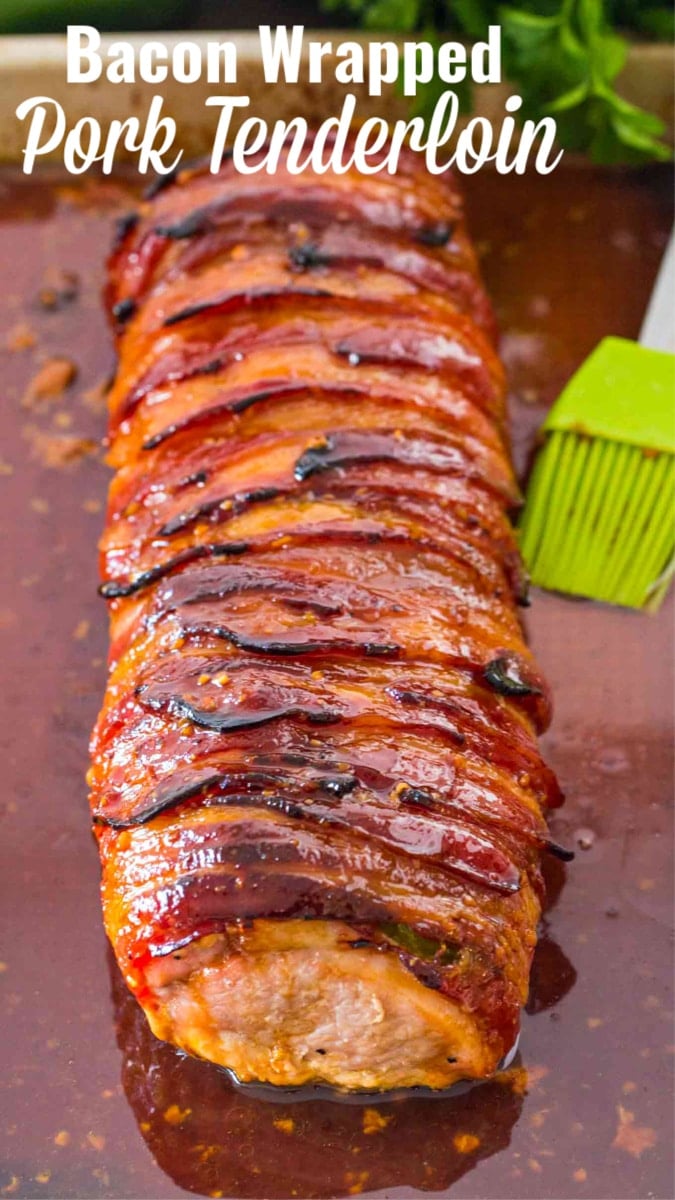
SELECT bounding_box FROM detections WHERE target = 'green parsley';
[321,0,672,163]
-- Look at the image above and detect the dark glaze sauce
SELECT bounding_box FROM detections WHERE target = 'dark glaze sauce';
[291,429,484,482]
[0,164,672,1199]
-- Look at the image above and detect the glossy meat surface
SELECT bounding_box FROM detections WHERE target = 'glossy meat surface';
[90,139,564,1091]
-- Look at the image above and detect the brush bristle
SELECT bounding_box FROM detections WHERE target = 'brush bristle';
[519,431,675,611]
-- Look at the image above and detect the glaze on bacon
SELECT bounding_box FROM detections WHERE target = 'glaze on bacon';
[89,139,565,1092]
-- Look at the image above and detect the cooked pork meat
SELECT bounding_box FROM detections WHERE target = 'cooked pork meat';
[90,137,565,1091]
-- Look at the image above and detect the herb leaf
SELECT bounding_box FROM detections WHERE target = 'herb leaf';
[320,0,672,163]
[380,921,460,963]
[499,1,671,163]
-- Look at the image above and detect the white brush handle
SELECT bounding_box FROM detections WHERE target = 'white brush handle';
[639,230,675,353]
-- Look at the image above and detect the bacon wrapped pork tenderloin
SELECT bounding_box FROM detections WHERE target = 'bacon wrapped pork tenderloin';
[89,139,566,1092]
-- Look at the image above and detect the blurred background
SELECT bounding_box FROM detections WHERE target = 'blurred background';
[2,0,673,36]
[0,0,338,34]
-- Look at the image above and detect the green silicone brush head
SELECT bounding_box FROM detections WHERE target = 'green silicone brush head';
[519,338,675,611]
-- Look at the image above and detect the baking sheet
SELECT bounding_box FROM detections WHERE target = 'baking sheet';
[0,163,673,1200]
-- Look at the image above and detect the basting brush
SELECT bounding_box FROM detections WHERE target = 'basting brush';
[519,234,675,611]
